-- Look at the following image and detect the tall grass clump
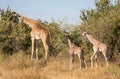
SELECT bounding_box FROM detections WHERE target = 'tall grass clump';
[0,52,34,70]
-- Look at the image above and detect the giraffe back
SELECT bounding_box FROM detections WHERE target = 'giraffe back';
[31,22,49,40]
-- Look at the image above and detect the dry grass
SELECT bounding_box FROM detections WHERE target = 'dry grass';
[0,53,120,79]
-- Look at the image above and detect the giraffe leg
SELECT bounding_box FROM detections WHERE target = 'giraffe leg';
[91,53,95,68]
[70,53,74,70]
[84,59,87,69]
[44,44,49,61]
[35,39,39,61]
[91,46,98,68]
[31,38,35,60]
[103,51,109,67]
[42,38,49,61]
[94,54,98,67]
[78,54,82,69]
[80,59,82,69]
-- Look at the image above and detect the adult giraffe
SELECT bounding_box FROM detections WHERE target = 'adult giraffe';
[11,12,50,61]
[82,31,109,68]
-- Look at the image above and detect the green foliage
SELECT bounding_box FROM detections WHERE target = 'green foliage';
[0,0,120,60]
[78,0,120,59]
[0,7,31,55]
[43,20,68,56]
[0,8,69,57]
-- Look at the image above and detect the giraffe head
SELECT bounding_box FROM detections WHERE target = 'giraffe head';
[82,31,90,36]
[12,12,20,17]
[9,12,20,23]
[64,31,71,39]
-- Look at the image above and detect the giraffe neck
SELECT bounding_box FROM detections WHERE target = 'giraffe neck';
[18,14,37,28]
[67,37,74,48]
[86,34,97,45]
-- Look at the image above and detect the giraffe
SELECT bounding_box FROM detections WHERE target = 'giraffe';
[11,12,50,61]
[82,31,109,68]
[65,32,87,70]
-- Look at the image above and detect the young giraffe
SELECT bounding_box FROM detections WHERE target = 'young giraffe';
[82,31,109,68]
[12,12,50,61]
[65,32,87,70]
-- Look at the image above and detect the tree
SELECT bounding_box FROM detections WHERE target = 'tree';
[0,7,31,55]
[78,0,120,59]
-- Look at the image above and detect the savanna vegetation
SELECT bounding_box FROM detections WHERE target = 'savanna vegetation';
[0,0,120,79]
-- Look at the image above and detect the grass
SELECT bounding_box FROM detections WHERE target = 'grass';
[0,53,120,79]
